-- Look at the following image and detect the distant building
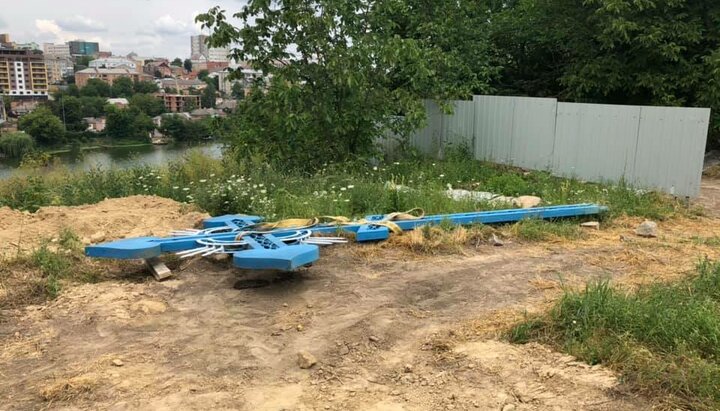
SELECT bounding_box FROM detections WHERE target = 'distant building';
[158,78,206,92]
[158,94,201,113]
[44,55,73,84]
[144,61,173,78]
[190,107,223,120]
[84,117,106,132]
[68,40,99,57]
[190,34,230,64]
[152,112,191,127]
[106,98,129,108]
[75,67,152,87]
[191,35,209,59]
[0,48,49,97]
[217,65,264,95]
[0,34,10,47]
[89,57,137,71]
[43,43,71,57]
[97,51,112,58]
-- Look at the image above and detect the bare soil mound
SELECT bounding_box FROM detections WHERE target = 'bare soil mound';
[0,196,207,257]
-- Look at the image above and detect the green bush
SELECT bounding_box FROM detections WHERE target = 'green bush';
[0,132,34,158]
[510,260,720,409]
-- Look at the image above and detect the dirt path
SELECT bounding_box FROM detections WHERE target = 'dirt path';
[8,181,720,410]
[1,248,645,410]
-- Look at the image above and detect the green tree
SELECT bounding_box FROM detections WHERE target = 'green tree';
[197,70,210,82]
[78,96,108,118]
[490,0,720,144]
[111,77,135,98]
[201,82,217,108]
[105,108,154,140]
[18,107,65,145]
[133,80,159,94]
[160,116,210,141]
[197,1,475,169]
[231,82,244,100]
[183,98,198,112]
[171,57,183,67]
[183,58,193,72]
[129,93,166,117]
[0,132,35,158]
[80,78,112,97]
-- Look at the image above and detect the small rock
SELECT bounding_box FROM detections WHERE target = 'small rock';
[489,234,504,246]
[307,303,314,308]
[513,196,542,209]
[467,363,475,369]
[297,351,317,369]
[635,220,658,238]
[339,345,350,356]
[501,404,516,411]
[580,221,600,230]
[90,231,106,243]
[112,359,124,367]
[283,303,288,307]
[403,364,413,373]
[391,390,401,396]
[368,335,380,342]
[296,324,304,332]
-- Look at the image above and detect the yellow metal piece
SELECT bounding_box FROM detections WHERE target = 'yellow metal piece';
[235,209,426,238]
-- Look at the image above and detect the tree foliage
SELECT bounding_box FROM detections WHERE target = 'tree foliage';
[197,1,478,169]
[201,82,217,108]
[111,77,134,98]
[133,80,159,94]
[18,107,65,145]
[490,0,720,142]
[80,78,112,98]
[129,94,166,117]
[105,108,154,140]
[171,57,183,67]
[183,58,193,72]
[160,116,211,141]
[230,82,244,100]
[0,132,35,158]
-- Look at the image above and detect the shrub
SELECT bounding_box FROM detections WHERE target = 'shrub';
[0,132,34,158]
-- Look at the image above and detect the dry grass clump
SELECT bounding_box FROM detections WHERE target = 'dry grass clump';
[40,374,100,402]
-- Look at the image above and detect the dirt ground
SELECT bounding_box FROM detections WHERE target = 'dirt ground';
[2,184,720,411]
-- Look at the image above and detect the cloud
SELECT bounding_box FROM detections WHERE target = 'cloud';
[153,15,192,35]
[35,19,63,37]
[57,15,107,32]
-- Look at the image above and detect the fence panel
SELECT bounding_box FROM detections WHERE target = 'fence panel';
[397,97,710,197]
[633,106,710,197]
[507,97,557,170]
[552,103,640,183]
[473,95,515,163]
[443,100,476,151]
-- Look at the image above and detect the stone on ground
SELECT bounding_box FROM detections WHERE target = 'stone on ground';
[635,220,658,238]
[513,196,542,209]
[297,351,317,369]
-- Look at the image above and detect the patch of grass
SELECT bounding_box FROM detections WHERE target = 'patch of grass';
[0,150,680,221]
[0,229,103,306]
[512,218,585,241]
[509,259,720,410]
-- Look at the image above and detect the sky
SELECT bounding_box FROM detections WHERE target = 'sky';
[0,0,246,59]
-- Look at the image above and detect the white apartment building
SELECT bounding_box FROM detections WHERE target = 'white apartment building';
[89,57,137,70]
[43,43,71,57]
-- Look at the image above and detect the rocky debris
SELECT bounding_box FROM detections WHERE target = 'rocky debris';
[501,404,517,411]
[444,189,542,209]
[339,344,350,356]
[368,335,380,342]
[112,359,124,367]
[489,234,504,246]
[296,324,304,332]
[635,220,658,238]
[403,364,413,373]
[89,231,106,243]
[580,221,600,230]
[297,351,317,369]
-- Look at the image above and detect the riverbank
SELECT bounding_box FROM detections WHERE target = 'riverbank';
[0,141,223,179]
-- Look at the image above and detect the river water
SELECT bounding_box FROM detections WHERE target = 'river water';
[0,142,223,179]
